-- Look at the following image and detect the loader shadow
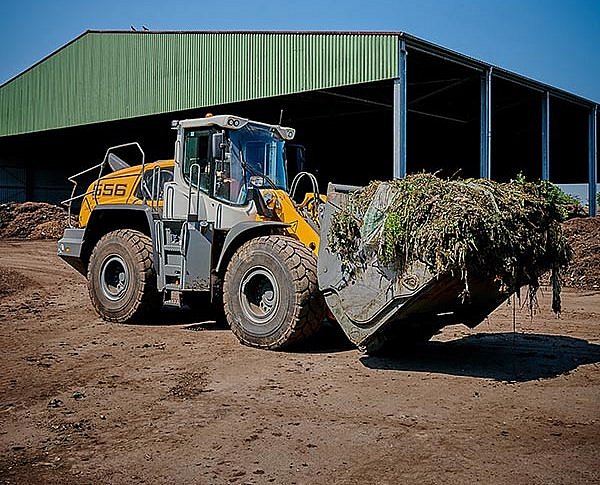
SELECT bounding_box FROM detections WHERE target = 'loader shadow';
[140,305,227,329]
[294,320,355,353]
[160,311,355,352]
[180,318,355,352]
[360,332,600,382]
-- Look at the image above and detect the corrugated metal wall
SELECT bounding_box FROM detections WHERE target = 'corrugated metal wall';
[0,32,398,137]
[0,166,26,203]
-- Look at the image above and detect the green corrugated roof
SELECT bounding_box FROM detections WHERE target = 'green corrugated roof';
[0,31,399,137]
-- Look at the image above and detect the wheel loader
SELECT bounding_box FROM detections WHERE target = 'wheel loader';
[58,114,508,352]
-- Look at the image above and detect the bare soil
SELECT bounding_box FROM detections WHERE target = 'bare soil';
[0,240,599,484]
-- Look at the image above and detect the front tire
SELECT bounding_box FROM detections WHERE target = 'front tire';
[87,229,161,322]
[223,235,325,350]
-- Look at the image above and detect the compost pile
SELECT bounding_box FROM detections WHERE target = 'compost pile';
[561,216,600,290]
[0,202,71,240]
[328,173,573,313]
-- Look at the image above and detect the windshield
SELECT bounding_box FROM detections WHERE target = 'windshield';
[229,124,287,190]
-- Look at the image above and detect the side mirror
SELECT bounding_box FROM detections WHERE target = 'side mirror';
[211,132,224,159]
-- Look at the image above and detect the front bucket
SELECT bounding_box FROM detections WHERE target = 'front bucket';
[317,183,508,352]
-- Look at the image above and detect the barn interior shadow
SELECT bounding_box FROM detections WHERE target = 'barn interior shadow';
[360,332,600,382]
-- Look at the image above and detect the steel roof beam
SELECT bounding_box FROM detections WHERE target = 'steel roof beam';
[317,90,392,109]
[408,78,471,106]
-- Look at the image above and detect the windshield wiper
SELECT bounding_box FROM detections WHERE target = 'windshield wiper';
[240,159,280,191]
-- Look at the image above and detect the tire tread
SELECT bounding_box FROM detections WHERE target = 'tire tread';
[87,229,161,323]
[223,235,324,349]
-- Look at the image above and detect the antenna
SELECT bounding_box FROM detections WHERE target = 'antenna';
[278,109,284,125]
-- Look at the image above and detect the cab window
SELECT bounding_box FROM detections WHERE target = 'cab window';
[213,153,246,205]
[136,167,174,200]
[183,129,211,192]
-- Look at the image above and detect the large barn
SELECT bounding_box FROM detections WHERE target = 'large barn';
[0,30,597,214]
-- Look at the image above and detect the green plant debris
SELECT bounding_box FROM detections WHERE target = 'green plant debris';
[533,177,586,220]
[328,173,573,314]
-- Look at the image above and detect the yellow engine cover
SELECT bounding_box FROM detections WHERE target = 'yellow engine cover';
[78,160,174,227]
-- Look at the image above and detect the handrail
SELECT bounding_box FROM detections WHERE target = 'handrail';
[151,165,162,211]
[61,142,145,227]
[195,168,203,221]
[62,165,101,205]
[186,163,201,221]
[165,185,175,219]
[61,162,104,225]
[140,165,160,209]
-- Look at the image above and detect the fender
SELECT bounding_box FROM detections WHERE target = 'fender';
[58,204,159,276]
[214,221,289,274]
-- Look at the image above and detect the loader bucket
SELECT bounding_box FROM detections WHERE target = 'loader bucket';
[317,183,509,352]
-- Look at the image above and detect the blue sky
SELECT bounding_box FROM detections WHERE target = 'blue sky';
[0,0,599,101]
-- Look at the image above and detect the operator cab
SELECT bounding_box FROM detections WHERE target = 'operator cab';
[169,115,295,224]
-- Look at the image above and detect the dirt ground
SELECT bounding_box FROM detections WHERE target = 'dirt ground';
[0,240,599,484]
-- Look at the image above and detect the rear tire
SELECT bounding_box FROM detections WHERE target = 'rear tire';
[87,229,161,322]
[223,235,325,350]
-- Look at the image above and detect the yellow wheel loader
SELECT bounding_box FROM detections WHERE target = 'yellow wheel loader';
[58,115,508,352]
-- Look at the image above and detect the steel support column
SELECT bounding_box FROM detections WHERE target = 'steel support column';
[393,39,408,178]
[589,105,598,216]
[480,68,492,178]
[541,92,550,180]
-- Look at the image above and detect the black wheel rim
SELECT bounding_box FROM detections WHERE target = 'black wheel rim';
[239,266,280,324]
[100,255,129,301]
